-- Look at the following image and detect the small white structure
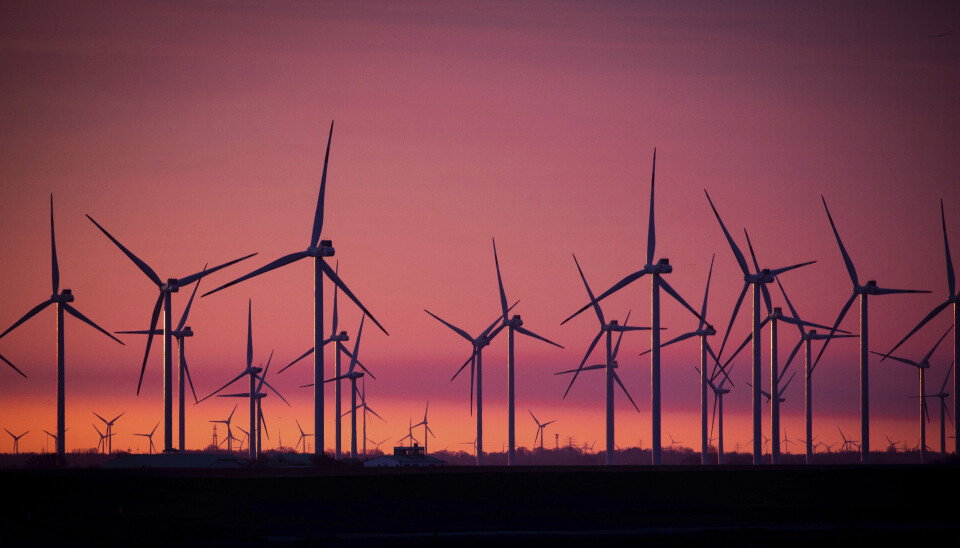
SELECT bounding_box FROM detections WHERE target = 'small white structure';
[364,444,446,468]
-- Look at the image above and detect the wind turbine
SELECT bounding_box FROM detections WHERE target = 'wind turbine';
[116,267,206,451]
[218,350,291,461]
[883,200,958,456]
[816,196,929,463]
[367,436,390,455]
[398,418,419,448]
[871,325,953,464]
[202,122,389,459]
[838,426,859,453]
[706,361,735,465]
[93,411,124,455]
[492,239,563,465]
[324,315,372,460]
[704,190,815,464]
[355,376,386,456]
[93,424,112,454]
[0,196,124,464]
[562,151,703,465]
[529,409,556,452]
[86,214,254,455]
[4,429,28,454]
[424,302,516,465]
[42,428,67,453]
[209,404,239,453]
[411,401,435,456]
[775,277,857,464]
[560,255,647,465]
[133,421,160,454]
[926,361,954,461]
[295,419,313,454]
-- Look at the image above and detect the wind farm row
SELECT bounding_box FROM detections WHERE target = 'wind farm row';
[0,122,956,467]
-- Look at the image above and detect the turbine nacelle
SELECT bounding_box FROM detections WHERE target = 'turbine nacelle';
[161,278,180,293]
[55,289,75,303]
[180,326,194,337]
[745,269,774,284]
[307,240,336,258]
[644,258,672,274]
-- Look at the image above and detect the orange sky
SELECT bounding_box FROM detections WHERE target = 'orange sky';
[1,1,958,456]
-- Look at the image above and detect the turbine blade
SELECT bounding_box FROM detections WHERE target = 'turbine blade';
[710,390,718,440]
[278,347,314,374]
[493,238,509,321]
[86,215,162,286]
[563,330,604,398]
[782,338,804,374]
[258,376,291,407]
[203,251,309,298]
[321,261,388,335]
[942,199,955,296]
[871,287,930,296]
[920,325,954,364]
[63,304,124,345]
[884,300,951,359]
[660,278,703,321]
[246,300,253,369]
[346,315,365,375]
[425,309,473,343]
[717,282,749,360]
[743,229,762,276]
[310,120,334,247]
[177,266,204,333]
[647,148,657,266]
[515,325,564,349]
[561,270,645,325]
[0,298,55,340]
[698,254,715,331]
[481,301,519,340]
[451,348,478,382]
[775,277,806,338]
[613,370,641,414]
[940,361,954,395]
[137,292,165,395]
[177,254,257,287]
[50,195,60,295]
[813,292,857,369]
[198,370,249,403]
[331,262,339,337]
[572,254,605,328]
[768,260,816,277]
[0,353,26,378]
[868,351,918,368]
[704,190,750,275]
[821,196,858,288]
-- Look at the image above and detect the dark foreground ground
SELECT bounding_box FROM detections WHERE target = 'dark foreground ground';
[4,464,958,547]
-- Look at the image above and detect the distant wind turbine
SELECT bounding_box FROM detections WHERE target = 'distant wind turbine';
[0,195,124,464]
[529,409,556,452]
[210,404,239,453]
[202,122,389,459]
[93,411,124,455]
[133,421,160,454]
[4,428,28,454]
[411,401,435,456]
[324,315,372,460]
[816,196,929,463]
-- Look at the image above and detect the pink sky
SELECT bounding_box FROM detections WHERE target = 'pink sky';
[1,1,958,455]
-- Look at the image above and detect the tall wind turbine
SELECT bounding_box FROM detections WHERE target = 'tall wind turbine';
[93,424,111,454]
[775,277,856,464]
[871,325,953,464]
[210,404,239,453]
[706,361,735,465]
[134,421,160,454]
[86,214,254,454]
[816,196,929,463]
[492,239,564,465]
[411,401,435,456]
[355,376,386,456]
[202,123,387,459]
[0,195,123,464]
[117,267,206,451]
[529,409,556,452]
[562,151,702,465]
[217,349,291,461]
[560,255,648,465]
[93,411,124,455]
[4,429,28,454]
[926,361,954,461]
[324,315,372,460]
[295,420,313,454]
[883,200,958,455]
[704,190,814,464]
[425,303,516,465]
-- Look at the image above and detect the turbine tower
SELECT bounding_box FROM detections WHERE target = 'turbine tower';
[203,122,388,459]
[816,196,929,463]
[872,325,953,464]
[492,238,563,465]
[0,195,123,464]
[117,267,207,451]
[86,215,254,454]
[704,190,814,464]
[563,150,702,465]
[883,200,958,456]
[561,255,648,465]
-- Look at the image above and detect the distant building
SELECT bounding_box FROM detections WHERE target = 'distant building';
[364,443,447,467]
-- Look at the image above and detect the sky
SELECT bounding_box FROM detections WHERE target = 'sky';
[0,1,958,456]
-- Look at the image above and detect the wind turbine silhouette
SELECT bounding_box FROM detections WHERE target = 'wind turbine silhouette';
[816,196,929,463]
[324,315,372,460]
[209,404,239,453]
[838,426,859,453]
[398,418,419,447]
[4,429,28,454]
[295,419,313,454]
[492,239,563,465]
[529,409,556,452]
[93,424,112,454]
[705,361,735,465]
[883,200,958,456]
[93,411,124,455]
[203,122,388,459]
[774,277,856,464]
[425,302,517,465]
[704,190,814,465]
[356,376,386,456]
[560,255,647,465]
[218,350,291,460]
[872,325,953,464]
[116,266,207,451]
[925,361,954,461]
[563,151,702,465]
[0,196,123,464]
[134,421,160,454]
[42,428,67,454]
[86,214,254,454]
[411,401,435,456]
